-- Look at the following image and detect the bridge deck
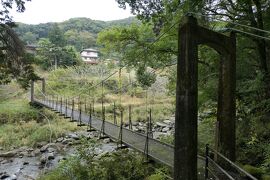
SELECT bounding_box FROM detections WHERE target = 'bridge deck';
[34,98,176,167]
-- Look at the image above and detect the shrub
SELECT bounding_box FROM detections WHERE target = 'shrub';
[39,140,160,180]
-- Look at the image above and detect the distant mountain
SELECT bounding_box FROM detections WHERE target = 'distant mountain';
[15,17,138,50]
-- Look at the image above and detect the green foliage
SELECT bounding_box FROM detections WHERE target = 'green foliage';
[15,17,138,50]
[97,23,176,68]
[36,38,82,69]
[0,24,38,88]
[243,165,266,179]
[136,66,156,88]
[39,140,160,180]
[159,135,174,145]
[21,31,38,45]
[48,24,66,47]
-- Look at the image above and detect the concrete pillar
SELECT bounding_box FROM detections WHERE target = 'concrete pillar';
[174,15,198,180]
[216,32,236,161]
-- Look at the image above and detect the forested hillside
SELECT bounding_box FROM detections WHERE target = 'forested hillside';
[15,17,137,49]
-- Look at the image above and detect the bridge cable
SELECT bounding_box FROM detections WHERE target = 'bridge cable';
[189,12,270,35]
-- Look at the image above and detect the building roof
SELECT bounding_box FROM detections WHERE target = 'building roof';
[81,48,99,52]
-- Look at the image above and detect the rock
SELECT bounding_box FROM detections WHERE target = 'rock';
[47,147,55,153]
[0,172,10,179]
[56,137,64,143]
[10,174,17,180]
[40,145,48,153]
[162,127,170,132]
[103,138,110,144]
[163,120,172,125]
[36,141,47,148]
[40,143,61,153]
[0,150,18,157]
[62,138,72,145]
[153,132,167,139]
[86,133,94,139]
[47,152,55,160]
[132,126,139,132]
[23,161,29,165]
[67,133,79,140]
[169,116,175,123]
[137,124,145,130]
[132,122,139,126]
[32,149,40,156]
[156,122,168,128]
[40,154,47,164]
[1,160,9,164]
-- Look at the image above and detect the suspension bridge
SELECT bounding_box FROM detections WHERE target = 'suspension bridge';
[29,14,262,180]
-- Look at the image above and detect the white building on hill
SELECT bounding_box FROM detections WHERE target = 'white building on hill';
[80,48,99,64]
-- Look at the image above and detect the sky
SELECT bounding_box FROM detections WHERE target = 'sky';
[10,0,133,24]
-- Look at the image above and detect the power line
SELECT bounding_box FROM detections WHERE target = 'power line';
[188,12,270,41]
[189,12,270,35]
[229,28,270,41]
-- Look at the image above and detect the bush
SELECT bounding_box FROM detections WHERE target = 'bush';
[39,139,161,180]
[243,165,265,179]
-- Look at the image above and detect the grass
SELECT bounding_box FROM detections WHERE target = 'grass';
[0,108,80,150]
[0,83,80,150]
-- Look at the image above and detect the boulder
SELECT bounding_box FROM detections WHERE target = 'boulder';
[23,161,29,165]
[47,147,55,153]
[169,116,175,123]
[156,122,168,128]
[153,132,167,139]
[67,133,79,140]
[10,174,17,180]
[163,120,172,125]
[0,172,10,179]
[36,141,47,148]
[132,126,139,132]
[40,154,47,164]
[40,143,62,153]
[47,152,55,160]
[56,137,64,143]
[162,127,170,132]
[0,150,18,157]
[103,138,110,144]
[62,138,72,145]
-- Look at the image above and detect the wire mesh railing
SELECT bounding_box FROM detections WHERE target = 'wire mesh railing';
[205,144,257,180]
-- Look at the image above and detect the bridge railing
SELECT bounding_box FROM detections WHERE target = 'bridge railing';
[205,144,257,180]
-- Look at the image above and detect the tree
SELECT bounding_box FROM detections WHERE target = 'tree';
[0,0,31,25]
[64,30,96,50]
[97,23,177,68]
[1,0,37,88]
[36,38,82,69]
[21,31,38,44]
[48,24,66,47]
